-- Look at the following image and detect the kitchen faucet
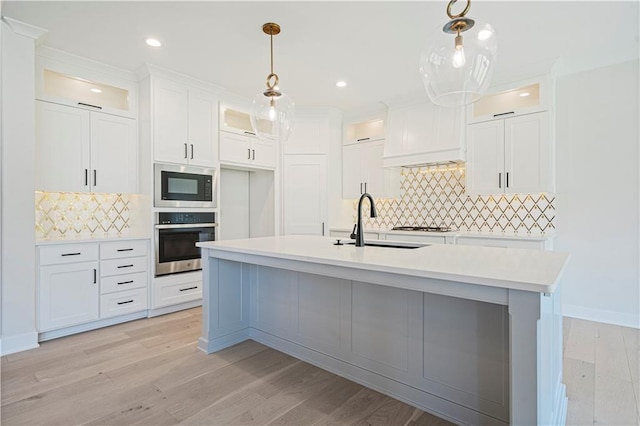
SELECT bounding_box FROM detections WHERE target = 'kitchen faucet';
[353,192,377,247]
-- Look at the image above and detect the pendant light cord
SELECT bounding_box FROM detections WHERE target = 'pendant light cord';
[270,33,274,75]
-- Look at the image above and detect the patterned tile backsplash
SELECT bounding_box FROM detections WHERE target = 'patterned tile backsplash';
[354,165,555,235]
[35,191,138,240]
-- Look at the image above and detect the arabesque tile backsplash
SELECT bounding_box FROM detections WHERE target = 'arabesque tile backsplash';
[354,165,555,235]
[35,191,138,240]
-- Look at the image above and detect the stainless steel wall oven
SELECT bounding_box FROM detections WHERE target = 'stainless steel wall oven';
[154,212,216,277]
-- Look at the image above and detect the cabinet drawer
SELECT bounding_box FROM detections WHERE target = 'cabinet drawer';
[101,271,147,294]
[100,287,148,318]
[456,237,545,250]
[100,256,147,277]
[153,279,202,308]
[100,240,148,259]
[39,243,99,266]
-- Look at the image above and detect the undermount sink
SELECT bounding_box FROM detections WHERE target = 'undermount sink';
[342,240,428,249]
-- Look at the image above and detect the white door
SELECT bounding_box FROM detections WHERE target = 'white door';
[39,261,99,331]
[466,120,505,195]
[187,89,217,167]
[153,78,189,164]
[361,140,385,196]
[283,155,327,235]
[342,144,363,199]
[219,168,250,240]
[504,112,549,194]
[35,101,90,192]
[90,112,137,193]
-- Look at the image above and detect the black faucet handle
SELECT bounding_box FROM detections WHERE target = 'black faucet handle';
[350,224,357,240]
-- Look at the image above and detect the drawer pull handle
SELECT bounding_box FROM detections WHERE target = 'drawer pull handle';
[117,280,134,285]
[117,300,134,305]
[179,286,198,292]
[356,137,370,142]
[116,248,134,252]
[117,264,134,269]
[493,111,515,117]
[244,131,256,136]
[61,252,81,257]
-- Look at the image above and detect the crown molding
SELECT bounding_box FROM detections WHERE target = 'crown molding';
[2,16,47,40]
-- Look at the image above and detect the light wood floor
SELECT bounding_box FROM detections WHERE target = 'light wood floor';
[1,308,638,426]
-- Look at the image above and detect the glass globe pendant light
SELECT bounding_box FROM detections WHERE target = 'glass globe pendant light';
[419,0,497,107]
[250,23,295,142]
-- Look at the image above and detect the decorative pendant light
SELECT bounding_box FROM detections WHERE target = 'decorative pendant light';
[250,22,295,142]
[419,0,497,107]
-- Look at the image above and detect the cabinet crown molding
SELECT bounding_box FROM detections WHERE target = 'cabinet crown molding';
[137,63,224,94]
[2,16,47,40]
[37,46,137,82]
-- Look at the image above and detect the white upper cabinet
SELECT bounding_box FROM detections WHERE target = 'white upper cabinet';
[36,101,138,193]
[219,105,276,169]
[153,78,218,167]
[467,76,550,124]
[383,100,465,167]
[343,140,399,199]
[36,50,137,119]
[466,112,550,195]
[345,117,385,145]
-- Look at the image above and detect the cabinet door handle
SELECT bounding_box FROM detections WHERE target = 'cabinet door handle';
[93,269,97,284]
[493,111,515,117]
[116,248,134,252]
[248,148,251,159]
[93,170,97,187]
[498,173,502,189]
[506,172,510,188]
[78,102,102,110]
[179,286,198,292]
[244,131,256,136]
[61,252,81,257]
[117,280,134,285]
[190,144,194,159]
[117,264,134,269]
[252,149,255,160]
[356,137,370,142]
[360,182,363,194]
[364,182,367,193]
[117,300,134,305]
[84,169,88,186]
[322,222,325,236]
[184,143,188,159]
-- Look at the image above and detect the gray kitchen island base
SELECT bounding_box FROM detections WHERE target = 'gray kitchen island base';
[198,248,567,426]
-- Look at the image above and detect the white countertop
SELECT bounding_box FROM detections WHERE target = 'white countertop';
[36,234,151,245]
[198,235,569,293]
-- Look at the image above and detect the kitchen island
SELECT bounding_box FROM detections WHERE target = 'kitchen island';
[197,235,569,425]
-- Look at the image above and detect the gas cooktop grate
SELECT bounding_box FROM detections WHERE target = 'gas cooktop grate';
[391,226,452,232]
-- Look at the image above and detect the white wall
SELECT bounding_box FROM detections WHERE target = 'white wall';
[0,18,45,355]
[556,60,640,328]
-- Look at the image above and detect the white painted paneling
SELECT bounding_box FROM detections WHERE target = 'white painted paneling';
[249,169,275,238]
[283,155,327,235]
[351,281,409,372]
[556,60,640,328]
[423,293,509,405]
[218,260,246,330]
[295,273,343,351]
[219,168,250,240]
[254,266,292,334]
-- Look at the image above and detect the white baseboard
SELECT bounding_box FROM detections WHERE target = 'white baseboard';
[147,300,202,317]
[39,311,148,342]
[0,331,39,356]
[563,304,640,329]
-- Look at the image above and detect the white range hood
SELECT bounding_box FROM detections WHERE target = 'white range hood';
[382,97,466,168]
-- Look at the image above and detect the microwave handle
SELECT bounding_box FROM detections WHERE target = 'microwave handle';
[155,223,218,229]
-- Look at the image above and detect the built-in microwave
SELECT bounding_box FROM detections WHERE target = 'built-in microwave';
[154,163,217,208]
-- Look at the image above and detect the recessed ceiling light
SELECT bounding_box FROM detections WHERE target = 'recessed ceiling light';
[519,92,530,97]
[145,38,162,48]
[336,81,347,88]
[90,88,102,93]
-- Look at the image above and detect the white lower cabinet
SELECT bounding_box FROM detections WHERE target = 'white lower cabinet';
[153,272,202,309]
[38,239,149,335]
[455,236,552,250]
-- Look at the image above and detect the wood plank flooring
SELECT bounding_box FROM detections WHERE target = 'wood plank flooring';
[1,309,638,425]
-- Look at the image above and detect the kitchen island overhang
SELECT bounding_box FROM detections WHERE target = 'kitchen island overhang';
[197,236,570,426]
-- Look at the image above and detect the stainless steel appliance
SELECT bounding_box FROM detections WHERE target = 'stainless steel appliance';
[154,212,217,276]
[154,163,217,208]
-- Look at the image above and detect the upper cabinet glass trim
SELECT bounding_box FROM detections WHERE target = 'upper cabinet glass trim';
[43,69,130,112]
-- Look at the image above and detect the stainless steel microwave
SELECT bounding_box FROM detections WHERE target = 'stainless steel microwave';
[154,163,217,208]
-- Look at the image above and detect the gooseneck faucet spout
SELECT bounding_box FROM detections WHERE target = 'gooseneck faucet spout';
[355,192,377,247]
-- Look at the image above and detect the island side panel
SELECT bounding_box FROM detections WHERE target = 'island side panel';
[508,287,567,426]
[198,252,251,353]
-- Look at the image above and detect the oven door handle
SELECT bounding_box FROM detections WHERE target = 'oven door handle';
[154,223,218,229]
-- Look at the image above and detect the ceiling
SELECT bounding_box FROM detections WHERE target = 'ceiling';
[3,1,639,111]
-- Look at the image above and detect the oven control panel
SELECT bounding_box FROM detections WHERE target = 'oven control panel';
[157,212,216,225]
